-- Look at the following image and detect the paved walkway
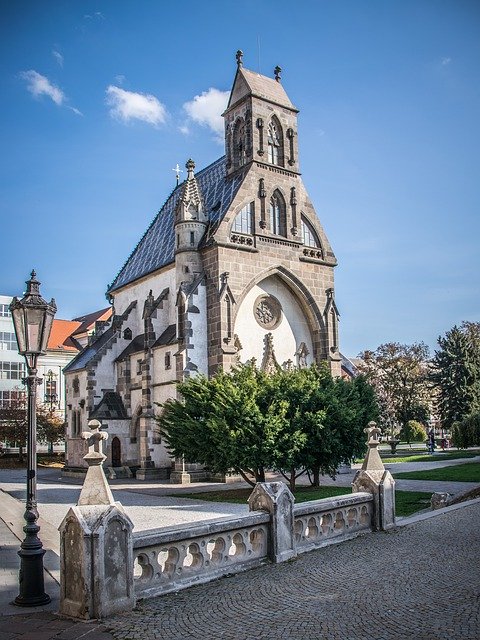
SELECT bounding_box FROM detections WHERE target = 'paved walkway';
[2,455,479,547]
[1,501,479,639]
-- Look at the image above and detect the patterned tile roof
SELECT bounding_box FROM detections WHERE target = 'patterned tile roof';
[63,325,115,373]
[108,156,244,293]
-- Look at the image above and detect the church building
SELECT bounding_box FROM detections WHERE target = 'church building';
[64,52,341,480]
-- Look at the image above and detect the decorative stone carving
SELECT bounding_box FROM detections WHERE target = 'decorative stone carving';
[254,294,282,330]
[295,342,309,368]
[261,333,280,373]
[59,419,134,619]
[352,421,396,531]
[248,482,296,563]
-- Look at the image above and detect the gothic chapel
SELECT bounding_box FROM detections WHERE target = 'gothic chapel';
[64,52,341,480]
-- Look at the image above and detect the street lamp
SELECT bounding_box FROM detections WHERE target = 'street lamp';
[10,270,56,607]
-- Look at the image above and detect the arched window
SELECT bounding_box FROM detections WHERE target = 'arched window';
[269,191,286,236]
[267,117,284,166]
[233,118,246,168]
[232,203,253,234]
[301,216,320,248]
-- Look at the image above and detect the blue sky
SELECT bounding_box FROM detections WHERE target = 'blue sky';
[0,0,479,357]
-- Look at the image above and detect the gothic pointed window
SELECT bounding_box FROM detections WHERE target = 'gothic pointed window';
[267,116,284,166]
[232,202,253,234]
[233,118,246,168]
[301,216,320,248]
[269,191,286,236]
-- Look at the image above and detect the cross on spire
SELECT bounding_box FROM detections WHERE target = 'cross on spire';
[172,163,183,186]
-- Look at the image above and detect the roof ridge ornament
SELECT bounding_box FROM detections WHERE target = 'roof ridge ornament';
[186,158,195,180]
[274,65,282,83]
[236,50,243,68]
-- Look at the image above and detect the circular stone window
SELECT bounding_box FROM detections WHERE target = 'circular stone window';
[253,294,283,330]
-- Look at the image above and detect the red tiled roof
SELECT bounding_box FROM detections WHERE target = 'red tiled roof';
[72,307,112,336]
[47,319,82,352]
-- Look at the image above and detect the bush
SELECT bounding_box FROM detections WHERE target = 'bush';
[401,420,426,443]
[451,413,480,448]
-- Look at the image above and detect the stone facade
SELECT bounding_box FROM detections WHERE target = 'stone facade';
[64,53,341,479]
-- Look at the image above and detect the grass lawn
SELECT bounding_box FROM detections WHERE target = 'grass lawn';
[393,462,480,482]
[377,450,480,464]
[174,486,432,517]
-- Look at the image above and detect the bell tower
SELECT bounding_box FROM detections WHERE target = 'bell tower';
[223,51,300,177]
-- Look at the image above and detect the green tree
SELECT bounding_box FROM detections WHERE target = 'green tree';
[0,401,27,460]
[0,401,65,460]
[430,322,480,430]
[451,413,480,449]
[400,420,426,444]
[358,342,430,439]
[157,363,294,486]
[157,363,376,490]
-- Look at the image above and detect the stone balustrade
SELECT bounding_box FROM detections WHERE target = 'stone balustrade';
[132,512,270,599]
[294,492,374,554]
[60,421,394,618]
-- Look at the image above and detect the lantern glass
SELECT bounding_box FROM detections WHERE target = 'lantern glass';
[9,271,57,358]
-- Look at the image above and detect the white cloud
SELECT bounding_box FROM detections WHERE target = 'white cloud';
[178,123,190,135]
[115,74,126,85]
[84,11,105,19]
[20,70,65,105]
[106,85,167,126]
[68,106,83,116]
[52,50,63,67]
[441,57,451,66]
[183,87,229,141]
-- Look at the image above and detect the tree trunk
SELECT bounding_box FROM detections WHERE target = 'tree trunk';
[289,468,296,492]
[311,466,320,487]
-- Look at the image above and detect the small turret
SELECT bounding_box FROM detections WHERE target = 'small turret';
[175,159,207,283]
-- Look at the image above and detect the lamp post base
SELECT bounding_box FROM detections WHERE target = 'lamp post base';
[13,518,51,607]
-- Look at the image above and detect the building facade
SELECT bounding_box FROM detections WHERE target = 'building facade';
[64,54,341,480]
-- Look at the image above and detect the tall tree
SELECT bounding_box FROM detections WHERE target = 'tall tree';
[430,322,480,430]
[157,362,375,490]
[0,401,65,460]
[357,342,430,439]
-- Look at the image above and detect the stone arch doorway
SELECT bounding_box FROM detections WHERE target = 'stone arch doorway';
[112,436,121,467]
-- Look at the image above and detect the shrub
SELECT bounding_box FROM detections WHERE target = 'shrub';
[451,412,480,448]
[401,420,426,443]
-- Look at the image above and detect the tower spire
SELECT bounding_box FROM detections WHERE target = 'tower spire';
[236,50,243,68]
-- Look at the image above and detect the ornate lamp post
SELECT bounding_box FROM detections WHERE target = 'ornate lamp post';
[10,270,56,607]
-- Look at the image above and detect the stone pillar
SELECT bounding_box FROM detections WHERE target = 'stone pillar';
[59,420,135,619]
[248,482,296,563]
[352,421,396,531]
[170,456,191,484]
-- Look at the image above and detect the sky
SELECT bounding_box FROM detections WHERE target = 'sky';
[0,0,479,357]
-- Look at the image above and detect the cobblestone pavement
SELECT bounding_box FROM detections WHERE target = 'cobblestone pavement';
[102,501,480,640]
[1,503,479,639]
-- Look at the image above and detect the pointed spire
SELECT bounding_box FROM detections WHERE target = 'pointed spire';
[274,65,282,82]
[186,158,195,180]
[236,50,243,68]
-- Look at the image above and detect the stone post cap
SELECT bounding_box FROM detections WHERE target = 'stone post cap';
[82,419,108,466]
[248,481,295,512]
[361,421,385,472]
[365,421,382,447]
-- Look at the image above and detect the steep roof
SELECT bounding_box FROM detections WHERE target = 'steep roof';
[47,319,81,352]
[63,325,115,373]
[227,67,297,111]
[108,156,244,294]
[71,307,112,336]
